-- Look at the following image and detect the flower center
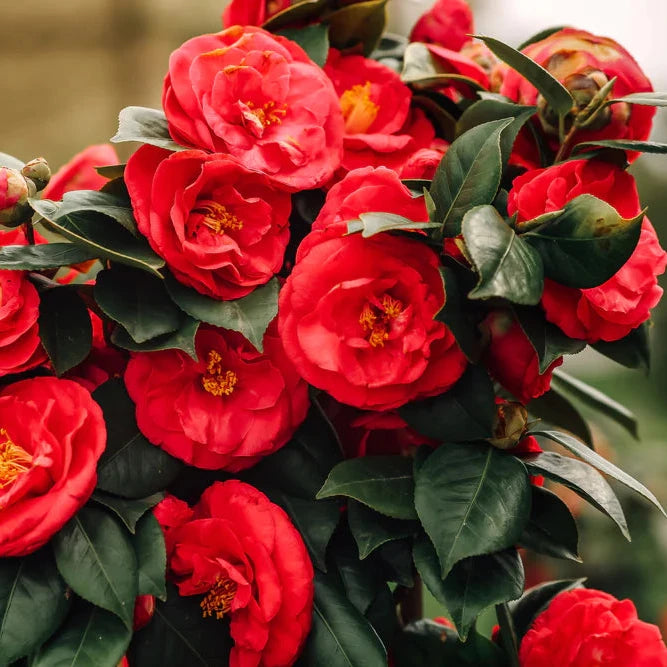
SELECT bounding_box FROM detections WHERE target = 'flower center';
[0,428,32,489]
[193,201,243,235]
[340,81,379,134]
[200,577,237,620]
[202,350,238,397]
[359,295,403,348]
[245,100,288,129]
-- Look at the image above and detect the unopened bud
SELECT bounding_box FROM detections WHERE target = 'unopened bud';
[0,167,35,227]
[21,157,51,192]
[488,402,528,450]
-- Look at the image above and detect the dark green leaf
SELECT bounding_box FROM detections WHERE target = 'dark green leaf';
[415,442,531,578]
[38,286,92,375]
[399,364,496,442]
[133,513,167,600]
[0,551,70,664]
[463,205,544,304]
[263,0,327,30]
[278,24,329,67]
[53,506,138,628]
[475,35,573,116]
[364,584,399,650]
[129,583,232,666]
[57,190,136,236]
[574,139,667,154]
[346,212,438,238]
[519,486,580,561]
[551,370,638,438]
[326,0,389,57]
[514,306,586,373]
[334,546,384,615]
[111,106,187,152]
[523,451,630,540]
[317,456,417,520]
[375,539,415,588]
[0,152,24,170]
[165,275,278,352]
[95,266,183,343]
[534,430,665,516]
[517,26,567,50]
[30,602,131,667]
[430,118,513,235]
[412,93,459,142]
[96,164,126,179]
[348,500,416,559]
[523,194,643,288]
[31,199,165,277]
[298,572,387,667]
[91,492,163,533]
[593,323,650,370]
[609,92,667,106]
[93,379,183,498]
[509,578,586,641]
[528,389,593,449]
[0,243,97,270]
[111,317,200,359]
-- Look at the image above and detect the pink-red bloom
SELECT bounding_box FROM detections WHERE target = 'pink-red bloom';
[519,588,667,666]
[124,321,309,470]
[125,146,291,300]
[155,481,313,667]
[0,377,106,556]
[162,26,344,191]
[410,0,474,52]
[222,0,290,27]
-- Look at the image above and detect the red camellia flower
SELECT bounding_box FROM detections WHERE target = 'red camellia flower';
[279,229,467,411]
[500,29,655,160]
[482,310,562,404]
[162,26,344,191]
[0,377,106,557]
[398,139,449,180]
[410,0,474,52]
[222,0,290,27]
[424,43,491,103]
[519,588,667,666]
[509,159,667,342]
[125,146,291,300]
[155,481,313,667]
[124,321,309,470]
[0,167,32,226]
[42,144,119,201]
[0,270,46,377]
[324,49,435,175]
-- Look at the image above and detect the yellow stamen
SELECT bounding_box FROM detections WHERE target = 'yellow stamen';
[0,428,32,489]
[194,202,243,235]
[200,577,237,620]
[359,295,404,348]
[340,81,379,134]
[245,100,288,128]
[202,350,238,397]
[381,295,403,320]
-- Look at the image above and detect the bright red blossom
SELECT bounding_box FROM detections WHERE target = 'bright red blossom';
[162,26,344,191]
[509,160,667,342]
[155,481,313,667]
[0,377,106,556]
[519,588,667,666]
[126,146,291,299]
[124,321,309,470]
[410,0,474,51]
[222,0,290,27]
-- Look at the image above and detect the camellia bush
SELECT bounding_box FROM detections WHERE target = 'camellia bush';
[2,0,667,665]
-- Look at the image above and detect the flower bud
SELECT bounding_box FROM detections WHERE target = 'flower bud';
[133,594,155,630]
[21,157,51,192]
[0,167,35,227]
[488,401,529,450]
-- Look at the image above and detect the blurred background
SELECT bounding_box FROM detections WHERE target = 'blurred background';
[3,0,665,627]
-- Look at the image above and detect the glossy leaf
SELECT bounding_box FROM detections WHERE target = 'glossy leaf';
[399,364,496,442]
[95,266,183,343]
[475,35,573,116]
[112,106,187,151]
[348,500,417,560]
[519,486,581,561]
[38,286,92,375]
[111,317,200,359]
[593,323,650,371]
[91,491,163,533]
[278,23,329,67]
[326,0,389,56]
[165,275,278,352]
[263,0,327,30]
[57,190,136,236]
[574,139,667,154]
[463,205,544,305]
[30,602,131,667]
[133,513,167,600]
[298,572,387,667]
[53,506,138,628]
[402,43,487,90]
[523,194,643,288]
[415,442,531,578]
[430,118,512,235]
[346,212,438,238]
[317,456,417,520]
[528,389,593,449]
[93,379,183,499]
[0,551,70,664]
[609,91,667,106]
[534,430,665,515]
[523,451,630,540]
[0,243,97,270]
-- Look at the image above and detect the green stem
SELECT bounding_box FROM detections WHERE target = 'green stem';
[24,221,35,245]
[554,123,579,164]
[496,602,520,667]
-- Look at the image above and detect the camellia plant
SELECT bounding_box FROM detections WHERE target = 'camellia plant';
[1,0,667,665]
